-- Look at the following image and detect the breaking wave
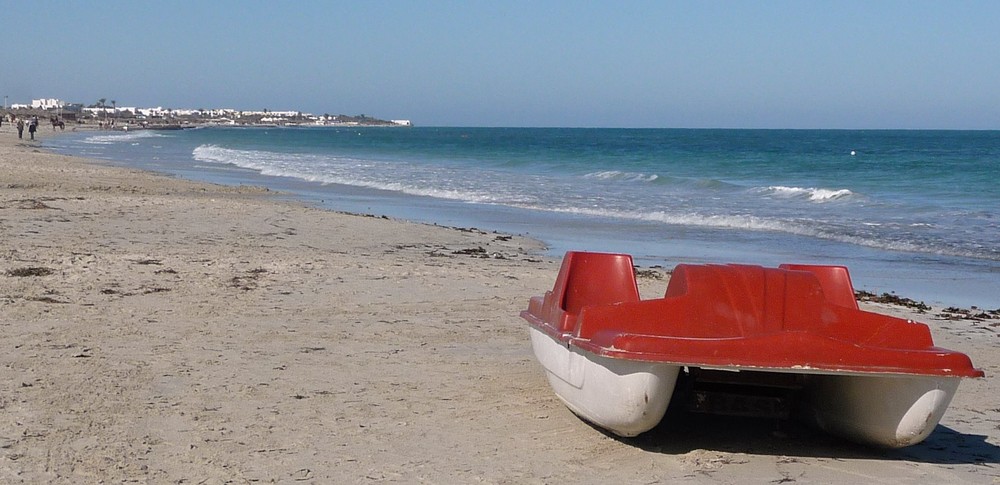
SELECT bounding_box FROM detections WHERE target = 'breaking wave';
[583,170,659,183]
[507,203,995,260]
[82,130,168,145]
[757,185,856,202]
[192,144,504,203]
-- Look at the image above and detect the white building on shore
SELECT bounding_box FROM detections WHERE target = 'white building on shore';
[83,106,137,117]
[5,96,411,126]
[31,99,65,110]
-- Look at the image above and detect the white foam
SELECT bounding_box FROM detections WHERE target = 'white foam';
[82,130,168,145]
[808,188,854,201]
[192,145,503,204]
[512,202,995,259]
[583,170,659,182]
[518,204,800,235]
[760,185,855,202]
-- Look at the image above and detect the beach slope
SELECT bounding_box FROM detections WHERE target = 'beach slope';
[1,128,997,483]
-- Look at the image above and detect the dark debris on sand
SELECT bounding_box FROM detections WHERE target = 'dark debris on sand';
[633,267,664,280]
[5,267,55,277]
[855,290,931,312]
[451,246,508,259]
[856,290,1000,322]
[937,306,1000,322]
[230,268,269,291]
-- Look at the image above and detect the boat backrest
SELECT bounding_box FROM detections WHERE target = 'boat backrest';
[560,251,640,317]
[665,264,764,337]
[779,264,858,309]
[664,263,832,337]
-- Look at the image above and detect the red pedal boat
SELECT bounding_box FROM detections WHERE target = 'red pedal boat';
[521,251,983,448]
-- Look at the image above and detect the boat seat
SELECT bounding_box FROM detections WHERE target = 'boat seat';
[561,252,640,317]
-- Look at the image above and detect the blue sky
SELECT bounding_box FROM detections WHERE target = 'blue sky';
[3,1,998,129]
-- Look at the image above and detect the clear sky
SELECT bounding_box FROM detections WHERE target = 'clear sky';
[3,1,998,129]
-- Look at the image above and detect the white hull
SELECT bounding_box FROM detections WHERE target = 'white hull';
[530,328,962,447]
[803,373,961,448]
[529,327,680,437]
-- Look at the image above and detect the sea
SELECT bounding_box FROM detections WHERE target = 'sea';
[45,126,1000,309]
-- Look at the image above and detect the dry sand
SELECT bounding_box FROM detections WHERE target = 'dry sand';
[1,126,998,483]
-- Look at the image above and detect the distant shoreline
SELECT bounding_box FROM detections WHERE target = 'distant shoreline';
[29,126,1000,319]
[2,107,411,131]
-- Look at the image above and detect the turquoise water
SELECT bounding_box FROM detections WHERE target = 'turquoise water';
[48,127,1000,308]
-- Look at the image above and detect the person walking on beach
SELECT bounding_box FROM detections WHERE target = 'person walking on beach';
[28,117,38,140]
[16,118,24,139]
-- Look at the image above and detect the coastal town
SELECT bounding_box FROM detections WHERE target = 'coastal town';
[3,97,412,129]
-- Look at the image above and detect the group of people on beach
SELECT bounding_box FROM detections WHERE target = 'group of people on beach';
[7,114,40,140]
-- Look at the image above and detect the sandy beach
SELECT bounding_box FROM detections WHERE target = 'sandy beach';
[1,126,998,483]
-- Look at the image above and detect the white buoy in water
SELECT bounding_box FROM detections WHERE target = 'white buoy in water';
[851,150,856,156]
